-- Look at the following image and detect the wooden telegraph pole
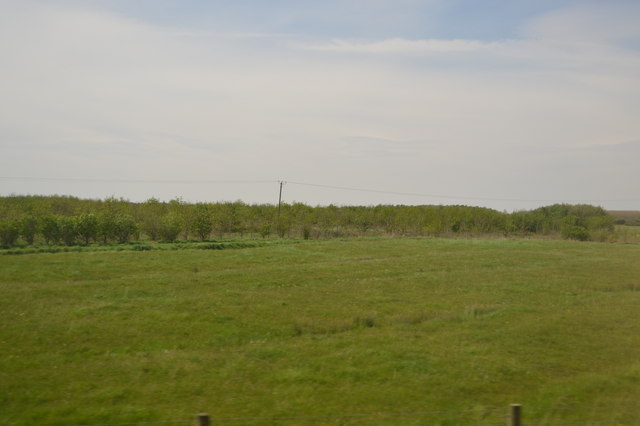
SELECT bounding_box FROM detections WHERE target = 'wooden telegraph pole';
[278,181,284,219]
[276,181,284,237]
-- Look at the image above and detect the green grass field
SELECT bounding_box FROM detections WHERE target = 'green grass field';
[2,237,640,425]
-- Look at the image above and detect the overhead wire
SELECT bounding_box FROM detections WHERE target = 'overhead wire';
[1,176,638,204]
[285,180,639,203]
[0,176,276,185]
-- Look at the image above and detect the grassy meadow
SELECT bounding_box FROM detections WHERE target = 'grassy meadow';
[1,237,640,425]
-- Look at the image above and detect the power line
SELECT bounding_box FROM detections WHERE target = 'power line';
[1,176,638,204]
[0,176,276,184]
[285,181,640,204]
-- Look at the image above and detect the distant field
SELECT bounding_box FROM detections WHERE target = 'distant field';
[608,210,640,220]
[609,210,640,227]
[2,238,640,425]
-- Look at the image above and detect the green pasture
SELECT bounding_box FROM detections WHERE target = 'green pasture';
[1,237,640,425]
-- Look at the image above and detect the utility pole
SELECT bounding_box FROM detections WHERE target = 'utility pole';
[276,181,284,237]
[277,180,284,218]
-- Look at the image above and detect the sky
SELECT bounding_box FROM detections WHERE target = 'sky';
[1,0,639,211]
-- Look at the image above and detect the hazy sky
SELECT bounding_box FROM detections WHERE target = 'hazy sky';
[1,0,639,211]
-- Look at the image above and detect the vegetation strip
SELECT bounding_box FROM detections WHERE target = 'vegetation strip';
[1,241,268,256]
[1,195,633,249]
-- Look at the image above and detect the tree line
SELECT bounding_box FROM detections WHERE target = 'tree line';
[0,195,616,247]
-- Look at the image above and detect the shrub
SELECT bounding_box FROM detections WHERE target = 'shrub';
[561,225,590,241]
[114,215,137,244]
[20,216,38,245]
[76,213,98,244]
[260,223,271,239]
[585,215,614,232]
[98,213,137,243]
[159,213,183,242]
[58,216,78,246]
[98,213,116,243]
[140,198,165,241]
[40,216,62,245]
[191,206,213,241]
[0,219,20,247]
[302,225,311,240]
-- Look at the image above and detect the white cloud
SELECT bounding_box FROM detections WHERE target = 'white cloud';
[301,37,500,54]
[1,1,639,209]
[522,2,640,44]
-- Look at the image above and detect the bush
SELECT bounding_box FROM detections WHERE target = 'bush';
[40,216,62,245]
[260,223,271,239]
[98,213,137,243]
[585,215,614,232]
[114,215,137,244]
[76,213,98,244]
[20,216,38,245]
[302,225,311,240]
[159,213,183,242]
[58,216,78,246]
[140,198,165,241]
[0,219,20,247]
[191,206,213,241]
[561,225,590,241]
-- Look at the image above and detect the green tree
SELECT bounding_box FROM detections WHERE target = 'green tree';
[260,223,272,239]
[214,201,244,237]
[140,198,165,241]
[114,214,137,243]
[173,199,195,240]
[276,203,293,238]
[0,219,20,247]
[191,204,213,241]
[40,215,62,245]
[76,213,98,244]
[58,216,78,246]
[98,212,117,243]
[20,216,38,245]
[159,213,183,242]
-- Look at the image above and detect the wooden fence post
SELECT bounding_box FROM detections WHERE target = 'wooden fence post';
[509,404,521,426]
[197,413,210,426]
